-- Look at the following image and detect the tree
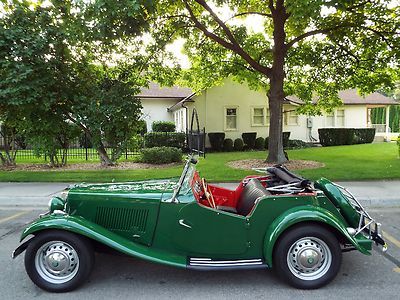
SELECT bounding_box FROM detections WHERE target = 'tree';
[0,0,154,166]
[155,0,399,163]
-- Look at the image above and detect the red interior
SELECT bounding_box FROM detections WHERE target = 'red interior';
[191,172,272,209]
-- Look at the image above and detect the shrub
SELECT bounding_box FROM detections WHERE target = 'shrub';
[141,147,182,164]
[287,139,311,149]
[128,134,144,152]
[242,132,257,149]
[223,138,234,152]
[318,128,375,146]
[255,137,265,150]
[397,135,400,158]
[233,138,244,151]
[208,132,225,151]
[144,132,186,148]
[264,132,291,149]
[136,120,148,135]
[152,121,176,132]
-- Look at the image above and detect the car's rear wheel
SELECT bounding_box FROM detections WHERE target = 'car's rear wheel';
[24,230,94,292]
[273,224,342,289]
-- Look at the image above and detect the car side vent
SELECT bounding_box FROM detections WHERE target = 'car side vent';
[95,207,149,232]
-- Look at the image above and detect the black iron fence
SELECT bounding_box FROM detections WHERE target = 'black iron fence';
[0,134,140,162]
[0,130,206,163]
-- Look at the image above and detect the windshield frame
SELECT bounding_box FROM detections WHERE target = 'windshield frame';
[171,155,196,202]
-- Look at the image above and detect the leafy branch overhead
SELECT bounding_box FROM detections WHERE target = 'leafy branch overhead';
[0,0,161,166]
[154,0,399,162]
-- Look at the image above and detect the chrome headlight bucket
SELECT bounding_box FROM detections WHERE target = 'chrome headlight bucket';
[48,196,65,213]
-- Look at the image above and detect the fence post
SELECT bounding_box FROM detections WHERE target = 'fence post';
[85,133,88,161]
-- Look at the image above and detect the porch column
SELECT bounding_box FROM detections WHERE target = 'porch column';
[385,105,390,141]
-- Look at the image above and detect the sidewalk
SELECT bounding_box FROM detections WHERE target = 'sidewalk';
[0,181,399,208]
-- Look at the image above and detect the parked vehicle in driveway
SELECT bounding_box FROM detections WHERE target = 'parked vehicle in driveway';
[13,155,387,292]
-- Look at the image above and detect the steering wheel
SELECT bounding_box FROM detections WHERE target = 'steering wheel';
[201,178,216,209]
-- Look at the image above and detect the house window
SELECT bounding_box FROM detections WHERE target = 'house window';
[326,112,335,127]
[285,110,299,126]
[225,107,238,131]
[251,107,266,126]
[337,109,345,127]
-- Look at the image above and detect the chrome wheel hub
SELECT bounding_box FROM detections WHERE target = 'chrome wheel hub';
[35,241,79,284]
[287,237,332,281]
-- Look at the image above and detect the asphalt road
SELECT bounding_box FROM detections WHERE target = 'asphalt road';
[0,208,399,300]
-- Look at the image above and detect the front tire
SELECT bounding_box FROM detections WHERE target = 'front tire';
[273,224,342,289]
[24,230,94,292]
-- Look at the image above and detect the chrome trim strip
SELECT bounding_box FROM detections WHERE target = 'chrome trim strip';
[190,262,263,267]
[178,219,192,229]
[190,259,262,264]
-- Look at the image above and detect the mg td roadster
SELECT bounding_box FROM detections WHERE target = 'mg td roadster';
[13,155,387,292]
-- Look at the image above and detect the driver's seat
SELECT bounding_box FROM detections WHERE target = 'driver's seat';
[217,178,270,216]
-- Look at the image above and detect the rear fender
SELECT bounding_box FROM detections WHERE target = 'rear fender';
[19,214,186,268]
[263,206,371,267]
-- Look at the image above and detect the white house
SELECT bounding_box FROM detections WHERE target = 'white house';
[138,82,193,132]
[139,79,398,144]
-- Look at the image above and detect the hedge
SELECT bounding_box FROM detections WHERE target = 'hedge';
[144,132,186,148]
[223,138,234,152]
[208,132,225,151]
[255,137,265,150]
[242,132,257,149]
[152,121,176,132]
[141,147,182,164]
[318,128,375,146]
[234,138,244,151]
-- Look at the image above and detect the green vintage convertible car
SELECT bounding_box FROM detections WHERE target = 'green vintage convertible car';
[13,155,386,292]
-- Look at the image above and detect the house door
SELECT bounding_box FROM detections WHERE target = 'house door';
[174,108,186,132]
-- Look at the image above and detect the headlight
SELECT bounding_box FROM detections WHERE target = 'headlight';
[48,196,65,213]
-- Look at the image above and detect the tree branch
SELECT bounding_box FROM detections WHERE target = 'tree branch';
[229,11,272,19]
[286,26,342,49]
[189,0,272,76]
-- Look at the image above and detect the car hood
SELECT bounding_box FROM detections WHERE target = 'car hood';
[67,179,178,197]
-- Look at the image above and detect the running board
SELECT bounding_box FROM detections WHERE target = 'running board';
[187,258,268,271]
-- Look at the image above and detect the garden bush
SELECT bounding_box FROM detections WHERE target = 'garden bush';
[152,121,176,132]
[242,132,257,149]
[128,134,144,152]
[397,135,400,158]
[141,147,182,164]
[223,138,234,152]
[255,137,265,150]
[144,132,186,148]
[318,128,375,146]
[233,138,244,151]
[287,139,311,149]
[136,120,148,135]
[208,132,225,151]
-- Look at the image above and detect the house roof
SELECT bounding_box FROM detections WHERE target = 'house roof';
[138,82,193,99]
[286,89,397,105]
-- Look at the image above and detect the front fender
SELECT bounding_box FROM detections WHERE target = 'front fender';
[20,214,186,268]
[263,206,371,267]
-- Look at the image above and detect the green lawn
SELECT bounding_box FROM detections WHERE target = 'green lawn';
[0,143,398,182]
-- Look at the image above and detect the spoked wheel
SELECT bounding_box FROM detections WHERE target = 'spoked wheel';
[24,230,94,292]
[273,225,342,289]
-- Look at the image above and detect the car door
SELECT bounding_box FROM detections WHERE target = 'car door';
[173,201,249,256]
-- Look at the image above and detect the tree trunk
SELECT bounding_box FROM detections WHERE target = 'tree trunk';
[266,1,288,164]
[97,142,114,166]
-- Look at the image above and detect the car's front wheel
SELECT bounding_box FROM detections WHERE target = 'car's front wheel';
[273,224,342,289]
[24,230,94,292]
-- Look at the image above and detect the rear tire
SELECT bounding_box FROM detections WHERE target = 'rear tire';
[24,230,94,292]
[273,224,342,289]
